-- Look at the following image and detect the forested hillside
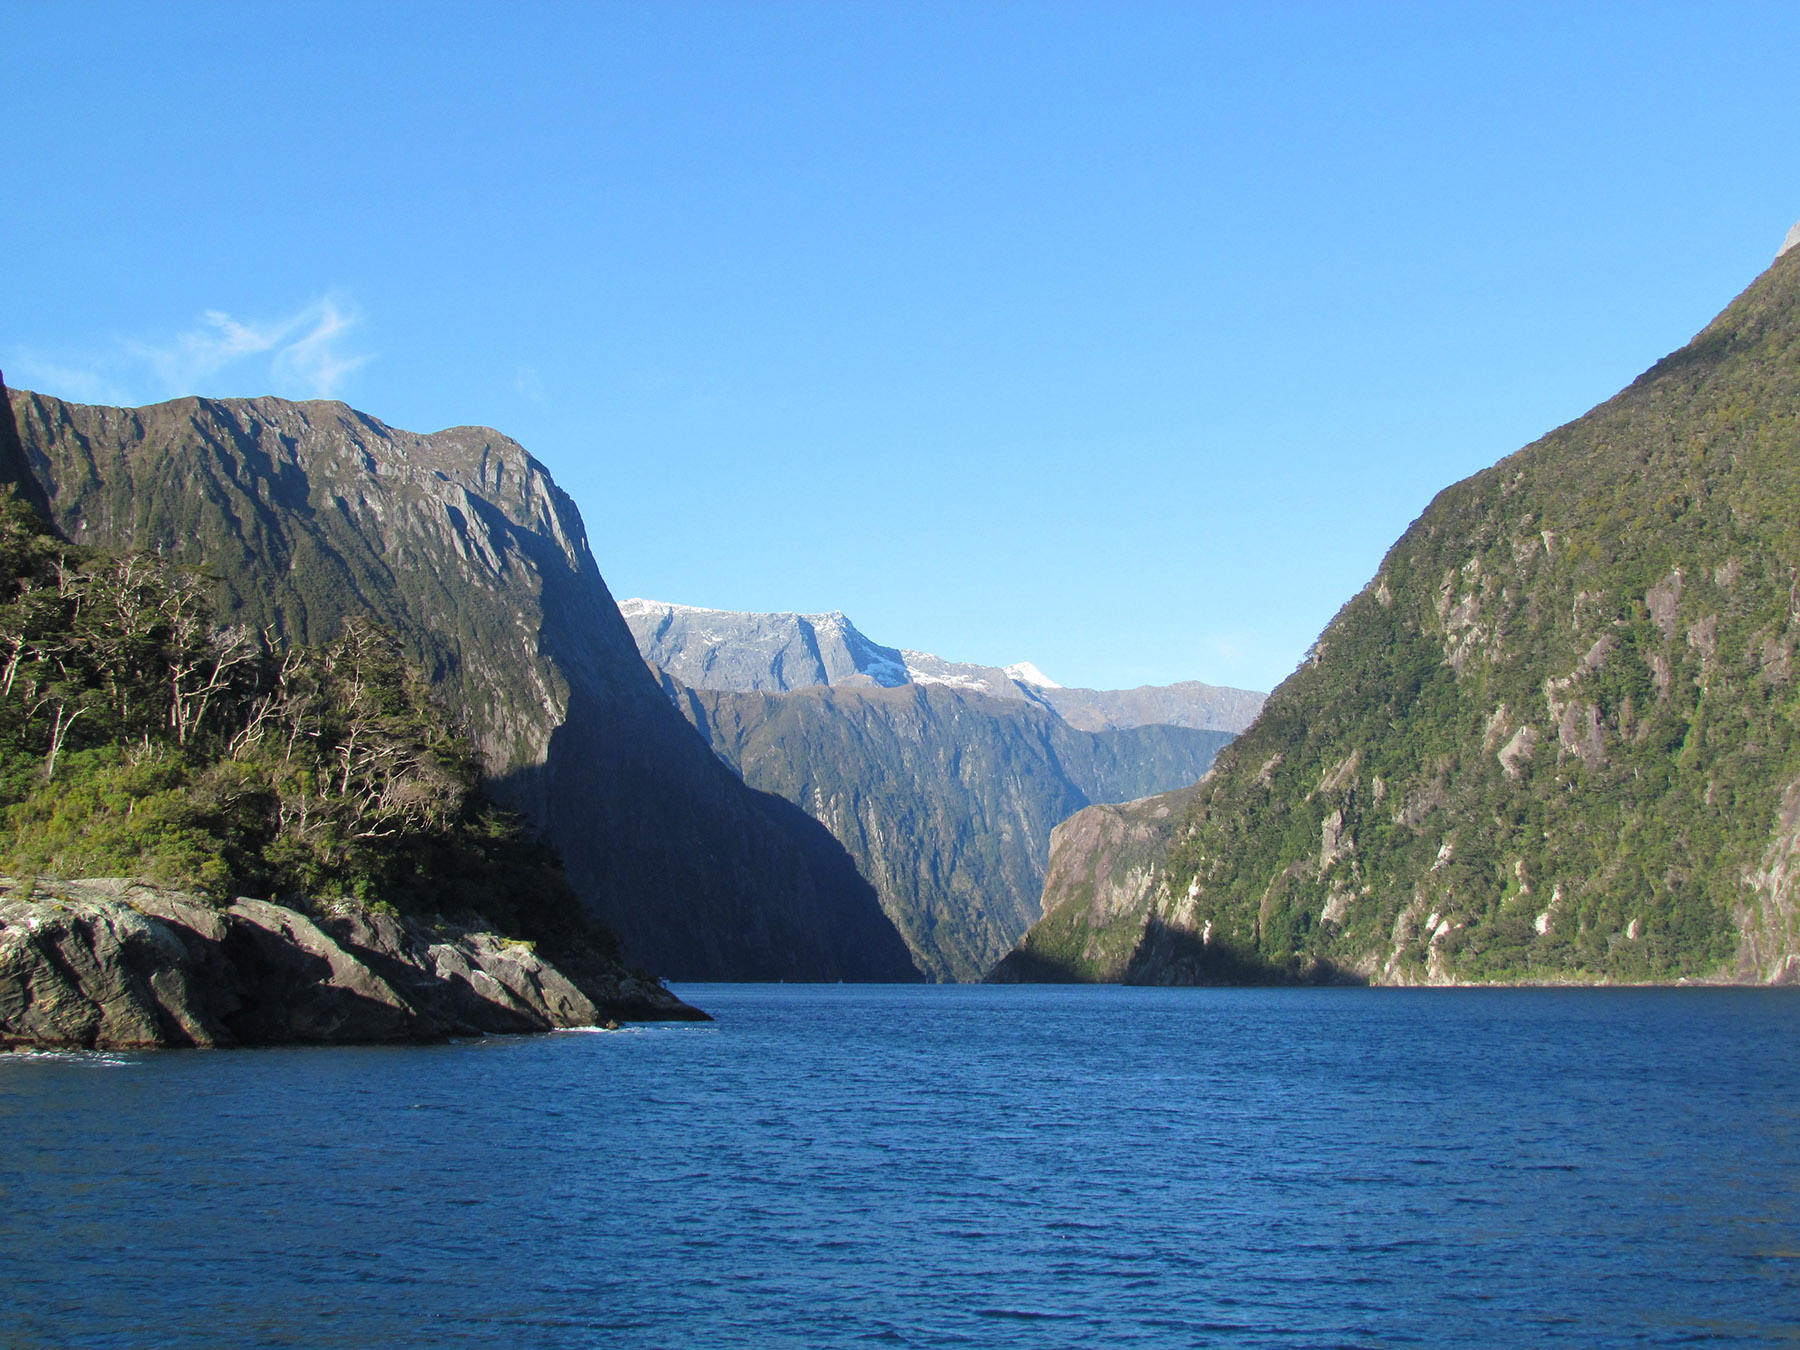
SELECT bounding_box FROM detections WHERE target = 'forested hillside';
[1002,242,1800,986]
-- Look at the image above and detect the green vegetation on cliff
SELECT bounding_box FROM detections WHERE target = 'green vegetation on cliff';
[1002,243,1800,986]
[0,496,616,967]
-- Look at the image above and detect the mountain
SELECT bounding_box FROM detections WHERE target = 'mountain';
[1034,682,1267,734]
[1002,232,1800,986]
[986,785,1198,983]
[663,678,1231,981]
[625,599,1249,979]
[621,599,1265,731]
[0,373,49,519]
[3,385,920,983]
[621,599,912,691]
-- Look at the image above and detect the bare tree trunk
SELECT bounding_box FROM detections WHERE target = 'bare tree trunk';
[44,703,85,779]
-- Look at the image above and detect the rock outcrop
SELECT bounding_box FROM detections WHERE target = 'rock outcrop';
[0,879,704,1050]
[987,785,1198,982]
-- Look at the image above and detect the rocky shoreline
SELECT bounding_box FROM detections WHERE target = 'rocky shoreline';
[0,879,706,1051]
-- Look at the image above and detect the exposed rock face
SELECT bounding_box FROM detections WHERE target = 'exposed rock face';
[0,879,703,1050]
[622,598,1265,731]
[1035,239,1800,986]
[987,786,1199,982]
[1741,776,1800,984]
[0,373,50,518]
[621,600,912,691]
[668,680,1231,981]
[5,392,919,983]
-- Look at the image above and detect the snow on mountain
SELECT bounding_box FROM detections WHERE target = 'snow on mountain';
[620,598,1264,732]
[1004,661,1061,689]
[621,599,910,693]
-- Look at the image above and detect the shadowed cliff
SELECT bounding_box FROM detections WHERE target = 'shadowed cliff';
[4,389,919,982]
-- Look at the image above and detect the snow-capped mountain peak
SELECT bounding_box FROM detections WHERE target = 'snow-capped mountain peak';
[619,598,1264,732]
[1003,661,1061,689]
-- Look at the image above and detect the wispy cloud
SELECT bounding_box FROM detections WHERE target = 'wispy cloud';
[269,299,367,396]
[513,363,546,404]
[8,296,371,406]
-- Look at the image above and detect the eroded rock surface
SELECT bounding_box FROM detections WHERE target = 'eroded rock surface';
[0,879,703,1050]
[987,785,1199,983]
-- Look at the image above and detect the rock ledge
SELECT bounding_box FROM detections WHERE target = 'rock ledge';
[0,878,706,1050]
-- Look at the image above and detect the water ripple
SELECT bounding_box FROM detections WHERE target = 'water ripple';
[2,985,1799,1347]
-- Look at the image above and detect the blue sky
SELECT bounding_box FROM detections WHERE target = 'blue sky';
[6,1,1798,692]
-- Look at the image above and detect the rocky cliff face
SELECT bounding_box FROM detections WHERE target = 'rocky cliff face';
[0,374,50,518]
[6,391,919,983]
[621,599,913,691]
[623,598,1265,732]
[1032,241,1800,987]
[0,878,702,1050]
[986,785,1198,983]
[668,680,1231,981]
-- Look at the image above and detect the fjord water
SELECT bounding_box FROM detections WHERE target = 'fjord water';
[4,987,1798,1347]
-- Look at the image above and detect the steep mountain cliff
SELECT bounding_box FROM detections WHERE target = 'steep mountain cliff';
[4,388,919,983]
[986,785,1198,983]
[622,599,1264,731]
[0,374,49,519]
[1011,236,1800,986]
[666,679,1231,981]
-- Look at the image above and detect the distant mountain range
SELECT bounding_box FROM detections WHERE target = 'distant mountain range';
[621,598,1265,733]
[625,599,1252,979]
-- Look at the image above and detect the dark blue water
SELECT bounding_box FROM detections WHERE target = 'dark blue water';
[3,985,1799,1347]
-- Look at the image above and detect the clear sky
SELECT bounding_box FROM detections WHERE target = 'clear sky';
[5,2,1798,693]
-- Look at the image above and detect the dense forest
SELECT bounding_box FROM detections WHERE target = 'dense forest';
[0,493,619,966]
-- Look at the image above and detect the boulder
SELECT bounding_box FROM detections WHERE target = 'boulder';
[0,886,226,1049]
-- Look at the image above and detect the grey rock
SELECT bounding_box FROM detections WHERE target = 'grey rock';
[0,885,225,1049]
[987,785,1199,983]
[1035,682,1265,734]
[621,598,1265,731]
[0,879,705,1051]
[895,648,1057,704]
[1781,220,1800,261]
[621,600,911,691]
